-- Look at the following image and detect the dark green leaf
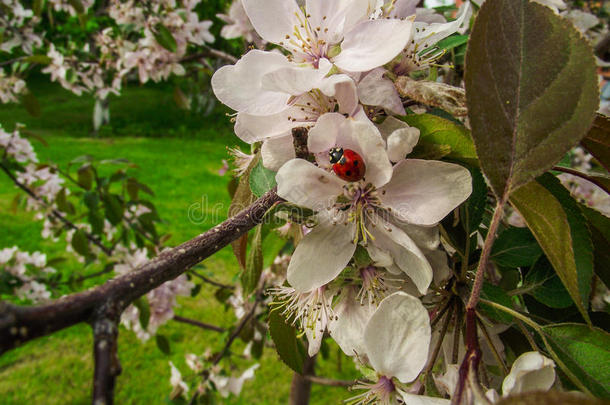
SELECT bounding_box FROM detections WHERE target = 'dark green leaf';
[465,0,598,197]
[436,34,469,52]
[88,210,104,235]
[541,323,610,398]
[32,0,45,16]
[83,191,99,210]
[523,256,573,308]
[242,225,263,294]
[103,194,124,225]
[401,113,477,165]
[580,205,610,287]
[480,283,513,323]
[133,298,151,330]
[581,114,610,172]
[153,23,177,53]
[71,229,90,257]
[268,310,304,374]
[77,164,94,190]
[510,174,594,322]
[491,227,542,267]
[249,160,277,198]
[464,167,487,233]
[155,334,171,355]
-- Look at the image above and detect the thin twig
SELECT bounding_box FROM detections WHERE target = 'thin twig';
[173,315,224,333]
[552,166,610,195]
[189,270,235,290]
[180,47,237,64]
[303,375,355,387]
[0,161,113,255]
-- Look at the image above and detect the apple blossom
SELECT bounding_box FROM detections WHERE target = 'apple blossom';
[276,116,472,293]
[217,0,265,47]
[209,364,260,398]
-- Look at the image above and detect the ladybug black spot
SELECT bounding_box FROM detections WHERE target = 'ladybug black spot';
[353,160,358,166]
[345,170,352,176]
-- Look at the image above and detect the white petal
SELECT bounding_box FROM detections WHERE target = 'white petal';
[261,61,332,96]
[287,212,357,292]
[386,127,420,162]
[399,223,439,251]
[242,0,302,44]
[334,18,414,72]
[413,3,470,51]
[261,135,296,171]
[363,292,431,382]
[502,351,556,396]
[308,113,345,153]
[427,249,452,287]
[357,68,405,115]
[337,119,393,187]
[368,216,433,294]
[235,110,298,143]
[399,392,450,405]
[329,286,375,357]
[276,159,344,210]
[211,50,292,115]
[380,159,472,226]
[317,74,359,116]
[366,243,394,267]
[433,364,459,397]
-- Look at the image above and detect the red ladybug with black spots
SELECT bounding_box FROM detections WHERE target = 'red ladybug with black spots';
[329,147,366,182]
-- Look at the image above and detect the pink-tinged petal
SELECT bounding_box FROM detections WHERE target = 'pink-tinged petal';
[399,223,439,250]
[287,211,357,292]
[306,0,376,43]
[358,68,405,116]
[242,0,302,44]
[413,3,470,50]
[398,393,450,405]
[211,50,292,115]
[380,159,472,226]
[390,0,418,18]
[261,135,295,171]
[261,60,332,96]
[386,127,420,162]
[334,18,414,72]
[364,292,431,382]
[337,119,393,187]
[276,159,344,210]
[366,244,394,268]
[368,216,432,294]
[328,286,375,357]
[318,74,359,116]
[308,113,345,153]
[502,352,556,396]
[235,109,299,143]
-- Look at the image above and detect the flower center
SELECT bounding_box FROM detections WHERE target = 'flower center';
[277,10,331,65]
[347,375,396,405]
[331,182,382,245]
[356,266,398,306]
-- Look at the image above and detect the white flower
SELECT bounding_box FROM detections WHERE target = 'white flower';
[276,117,472,293]
[347,292,431,404]
[242,0,413,72]
[169,361,189,399]
[217,0,264,46]
[209,364,259,398]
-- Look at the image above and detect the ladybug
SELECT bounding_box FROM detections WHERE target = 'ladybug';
[329,147,366,182]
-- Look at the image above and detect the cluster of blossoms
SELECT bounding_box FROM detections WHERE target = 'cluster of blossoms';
[0,246,54,303]
[0,0,42,55]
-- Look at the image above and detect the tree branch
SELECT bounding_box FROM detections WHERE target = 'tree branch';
[303,375,355,387]
[92,301,122,405]
[0,189,282,354]
[189,270,235,290]
[180,46,237,64]
[173,315,224,333]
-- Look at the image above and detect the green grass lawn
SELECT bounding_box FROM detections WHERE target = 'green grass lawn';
[0,80,358,404]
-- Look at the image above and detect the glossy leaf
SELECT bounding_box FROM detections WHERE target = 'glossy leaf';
[153,23,177,53]
[541,323,610,398]
[436,34,469,52]
[249,160,277,198]
[465,0,598,197]
[581,114,610,172]
[510,174,594,322]
[491,227,542,268]
[401,113,477,165]
[268,310,304,374]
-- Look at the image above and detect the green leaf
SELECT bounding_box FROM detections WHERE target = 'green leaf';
[268,310,304,374]
[23,54,52,65]
[77,164,94,190]
[56,188,75,215]
[480,283,514,323]
[401,113,477,165]
[103,194,124,225]
[71,229,90,257]
[580,205,610,287]
[153,23,177,53]
[133,298,151,330]
[464,0,598,197]
[436,34,469,52]
[88,210,104,235]
[67,0,84,14]
[155,334,171,355]
[523,256,573,308]
[497,391,605,405]
[32,0,45,16]
[249,160,277,198]
[22,92,41,117]
[241,225,263,294]
[541,323,610,398]
[490,227,542,267]
[510,174,594,322]
[464,167,487,233]
[581,114,610,172]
